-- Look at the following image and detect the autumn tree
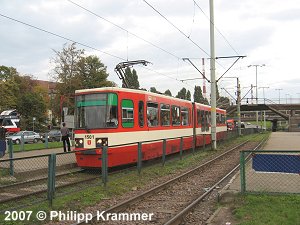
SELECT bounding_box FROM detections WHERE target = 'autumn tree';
[51,43,115,118]
[0,66,19,111]
[77,55,115,89]
[0,66,48,130]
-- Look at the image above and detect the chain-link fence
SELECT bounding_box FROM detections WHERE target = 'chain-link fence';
[240,150,300,194]
[0,139,81,212]
[0,128,260,212]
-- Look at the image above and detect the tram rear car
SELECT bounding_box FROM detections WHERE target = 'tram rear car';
[74,87,227,168]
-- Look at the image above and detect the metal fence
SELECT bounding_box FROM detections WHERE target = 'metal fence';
[5,132,69,152]
[240,150,300,194]
[0,128,259,212]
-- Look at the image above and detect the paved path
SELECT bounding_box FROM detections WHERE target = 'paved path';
[0,146,77,175]
[2,146,75,159]
[228,132,300,194]
[263,132,300,150]
[208,132,300,225]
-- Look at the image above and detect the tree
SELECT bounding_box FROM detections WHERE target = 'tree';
[0,66,18,81]
[124,67,140,89]
[18,92,47,131]
[215,83,230,108]
[216,83,220,101]
[186,90,191,101]
[77,55,115,89]
[176,88,187,100]
[150,87,159,93]
[217,96,231,109]
[0,66,19,111]
[51,43,116,119]
[0,67,48,130]
[193,86,209,104]
[51,43,84,96]
[164,89,172,97]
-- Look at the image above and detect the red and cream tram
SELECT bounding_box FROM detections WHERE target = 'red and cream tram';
[74,87,227,168]
[0,109,20,134]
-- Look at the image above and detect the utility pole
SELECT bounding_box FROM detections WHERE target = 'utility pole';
[275,88,282,104]
[259,86,269,131]
[209,0,217,150]
[250,84,254,104]
[236,78,241,136]
[248,64,265,127]
[221,77,241,136]
[202,58,207,99]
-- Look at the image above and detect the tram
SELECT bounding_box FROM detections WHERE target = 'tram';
[0,109,20,134]
[74,87,227,168]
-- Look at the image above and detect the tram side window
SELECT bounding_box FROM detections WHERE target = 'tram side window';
[3,119,13,126]
[201,110,205,131]
[216,113,219,124]
[197,109,201,126]
[122,99,134,128]
[160,104,170,126]
[147,102,159,127]
[206,111,210,131]
[138,101,144,127]
[106,104,118,128]
[171,105,181,126]
[181,107,189,126]
[221,114,226,124]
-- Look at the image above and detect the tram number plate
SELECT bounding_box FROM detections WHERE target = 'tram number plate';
[85,134,94,139]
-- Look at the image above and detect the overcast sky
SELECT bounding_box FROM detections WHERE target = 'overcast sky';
[1,0,300,104]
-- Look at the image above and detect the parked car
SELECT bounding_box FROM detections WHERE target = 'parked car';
[6,131,41,144]
[40,130,62,142]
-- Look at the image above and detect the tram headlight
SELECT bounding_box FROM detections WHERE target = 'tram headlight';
[75,138,84,148]
[96,138,108,147]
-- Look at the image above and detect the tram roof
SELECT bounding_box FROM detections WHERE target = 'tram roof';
[75,87,192,102]
[75,87,225,112]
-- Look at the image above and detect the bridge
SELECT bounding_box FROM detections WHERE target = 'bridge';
[226,103,300,132]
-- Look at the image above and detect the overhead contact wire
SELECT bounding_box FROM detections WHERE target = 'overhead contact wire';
[67,0,181,60]
[142,0,210,57]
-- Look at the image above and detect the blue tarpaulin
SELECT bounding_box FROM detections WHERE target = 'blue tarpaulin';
[253,154,300,174]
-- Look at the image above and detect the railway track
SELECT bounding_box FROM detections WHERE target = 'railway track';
[0,163,140,205]
[76,137,267,225]
[0,169,98,204]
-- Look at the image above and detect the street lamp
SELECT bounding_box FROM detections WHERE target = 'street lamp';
[33,117,36,132]
[221,77,242,136]
[275,88,282,104]
[259,87,269,131]
[248,64,265,127]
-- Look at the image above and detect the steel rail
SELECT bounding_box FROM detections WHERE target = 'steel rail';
[0,172,98,204]
[75,139,252,225]
[0,164,140,204]
[164,136,268,225]
[0,168,84,190]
